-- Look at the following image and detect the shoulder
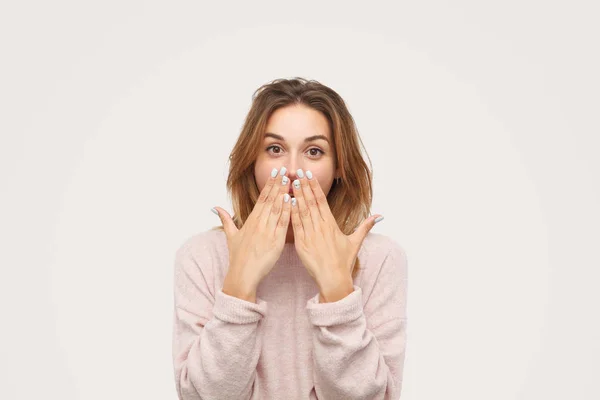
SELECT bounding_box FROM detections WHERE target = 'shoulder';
[360,231,406,261]
[172,229,229,303]
[360,231,402,253]
[356,232,408,306]
[358,231,408,274]
[174,228,228,269]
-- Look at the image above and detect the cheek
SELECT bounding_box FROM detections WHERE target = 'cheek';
[311,173,334,195]
[254,165,271,192]
[255,174,265,192]
[260,179,271,192]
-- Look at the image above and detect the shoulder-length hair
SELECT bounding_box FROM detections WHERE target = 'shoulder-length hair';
[211,77,374,280]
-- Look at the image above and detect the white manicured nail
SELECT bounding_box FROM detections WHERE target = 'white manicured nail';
[374,216,384,224]
[297,169,304,178]
[271,168,278,178]
[280,166,287,176]
[305,170,313,179]
[284,193,290,202]
[293,179,300,189]
[282,176,289,185]
[291,197,297,206]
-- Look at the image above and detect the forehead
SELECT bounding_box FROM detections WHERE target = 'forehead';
[264,104,331,142]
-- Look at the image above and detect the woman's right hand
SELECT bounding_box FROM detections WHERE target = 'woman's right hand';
[212,167,292,298]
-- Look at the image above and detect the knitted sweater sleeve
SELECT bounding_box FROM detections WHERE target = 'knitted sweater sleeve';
[172,240,267,400]
[306,239,408,400]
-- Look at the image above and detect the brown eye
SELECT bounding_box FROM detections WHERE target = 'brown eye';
[266,145,324,158]
[266,145,282,154]
[308,148,324,157]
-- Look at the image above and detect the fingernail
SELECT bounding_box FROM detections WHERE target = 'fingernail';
[279,166,287,176]
[297,169,304,179]
[291,197,297,206]
[282,176,289,185]
[293,179,300,189]
[374,216,384,224]
[271,168,278,178]
[306,170,313,180]
[211,207,219,216]
[284,193,290,202]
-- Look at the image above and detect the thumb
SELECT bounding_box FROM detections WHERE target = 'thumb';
[350,214,384,246]
[211,207,238,237]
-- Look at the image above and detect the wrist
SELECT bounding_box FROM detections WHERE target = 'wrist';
[222,273,258,303]
[317,271,354,303]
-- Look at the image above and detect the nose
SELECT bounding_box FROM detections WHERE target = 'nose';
[284,163,304,182]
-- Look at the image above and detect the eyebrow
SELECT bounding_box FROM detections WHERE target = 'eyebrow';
[264,132,330,145]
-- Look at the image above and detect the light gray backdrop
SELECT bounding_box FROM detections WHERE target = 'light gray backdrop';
[1,1,598,399]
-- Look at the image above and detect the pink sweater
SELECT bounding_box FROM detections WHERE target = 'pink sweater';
[172,228,408,400]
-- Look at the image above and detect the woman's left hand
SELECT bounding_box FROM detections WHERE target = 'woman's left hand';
[290,169,383,291]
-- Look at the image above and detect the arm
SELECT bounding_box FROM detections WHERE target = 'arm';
[306,240,408,400]
[172,240,266,400]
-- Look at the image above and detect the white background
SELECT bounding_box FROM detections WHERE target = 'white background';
[1,1,599,399]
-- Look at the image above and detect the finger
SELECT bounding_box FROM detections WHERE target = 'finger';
[304,170,336,226]
[290,196,304,242]
[259,167,289,229]
[211,206,238,238]
[249,167,279,226]
[292,174,314,236]
[266,178,289,233]
[274,192,292,242]
[350,214,383,247]
[297,169,324,231]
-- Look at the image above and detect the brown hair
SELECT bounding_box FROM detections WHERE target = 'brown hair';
[211,77,374,280]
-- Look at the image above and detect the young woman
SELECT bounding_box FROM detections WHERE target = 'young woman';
[172,77,408,400]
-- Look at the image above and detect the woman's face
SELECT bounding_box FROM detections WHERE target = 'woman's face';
[254,104,339,242]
